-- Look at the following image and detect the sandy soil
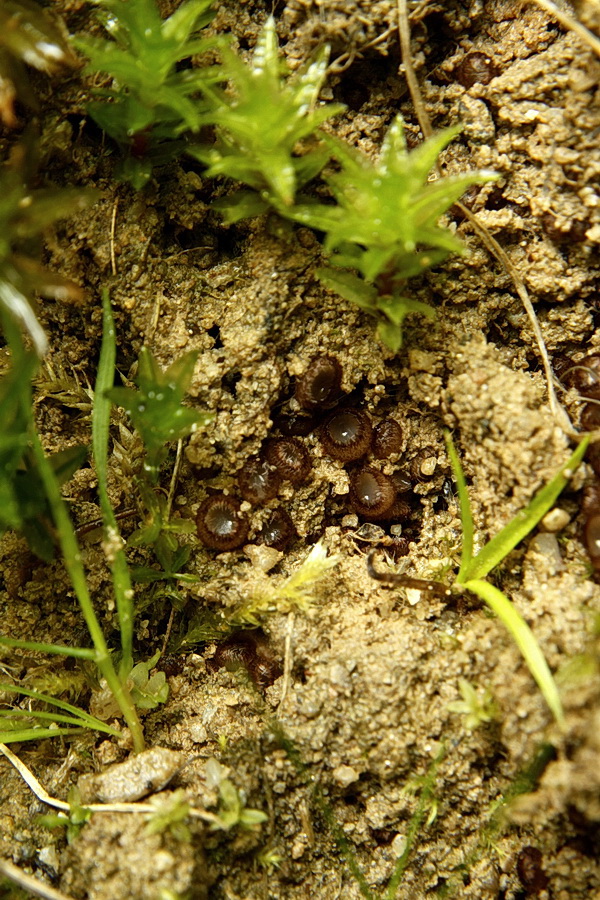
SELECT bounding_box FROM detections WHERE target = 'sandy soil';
[1,1,600,898]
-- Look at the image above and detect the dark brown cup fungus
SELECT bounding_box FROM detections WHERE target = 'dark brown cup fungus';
[320,408,373,462]
[196,495,249,551]
[295,354,343,410]
[584,513,600,570]
[238,456,281,504]
[265,437,312,485]
[410,447,438,481]
[349,467,397,519]
[372,418,403,459]
[258,508,298,550]
[455,52,499,88]
[564,354,600,400]
[208,630,282,689]
[581,403,600,431]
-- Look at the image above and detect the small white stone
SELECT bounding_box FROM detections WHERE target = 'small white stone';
[341,513,359,528]
[332,765,360,788]
[188,719,208,743]
[540,507,570,532]
[391,833,407,857]
[243,544,284,572]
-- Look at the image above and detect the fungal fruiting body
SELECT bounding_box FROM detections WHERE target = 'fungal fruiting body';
[295,354,342,410]
[238,456,281,503]
[320,408,373,462]
[194,351,427,555]
[265,437,312,484]
[196,495,249,551]
[349,467,397,519]
[372,417,403,459]
[258,508,298,550]
[208,630,282,688]
[584,513,600,570]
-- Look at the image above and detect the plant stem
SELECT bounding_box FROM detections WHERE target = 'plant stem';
[463,438,589,582]
[464,578,564,728]
[444,430,473,580]
[93,289,134,677]
[29,428,145,750]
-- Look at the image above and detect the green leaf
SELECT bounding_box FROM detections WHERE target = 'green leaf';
[464,579,564,728]
[129,653,169,709]
[192,16,343,210]
[444,431,473,580]
[76,0,216,184]
[376,320,403,353]
[0,683,122,735]
[463,438,590,582]
[107,346,213,481]
[316,267,378,312]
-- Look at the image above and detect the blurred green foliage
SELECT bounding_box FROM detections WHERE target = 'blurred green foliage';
[75,0,219,187]
[0,0,77,127]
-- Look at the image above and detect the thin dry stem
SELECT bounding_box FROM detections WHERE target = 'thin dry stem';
[396,0,575,436]
[530,0,600,56]
[0,858,76,900]
[0,742,218,824]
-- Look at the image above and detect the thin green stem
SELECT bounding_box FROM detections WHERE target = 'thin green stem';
[0,637,96,659]
[444,431,473,580]
[0,684,122,735]
[462,438,589,583]
[0,708,110,730]
[93,288,134,677]
[0,727,83,744]
[464,579,564,728]
[29,427,144,751]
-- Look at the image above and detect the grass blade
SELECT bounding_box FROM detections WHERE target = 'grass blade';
[444,430,473,579]
[0,708,104,729]
[0,727,83,743]
[0,637,96,659]
[463,439,589,582]
[464,579,564,728]
[92,289,134,677]
[0,684,122,735]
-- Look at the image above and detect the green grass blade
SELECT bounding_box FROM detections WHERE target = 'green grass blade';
[444,431,473,580]
[0,727,83,743]
[0,708,102,728]
[463,439,589,582]
[0,637,96,659]
[464,579,564,728]
[29,427,144,751]
[0,684,122,735]
[93,288,134,677]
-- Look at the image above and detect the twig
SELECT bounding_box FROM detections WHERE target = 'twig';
[397,0,432,139]
[367,551,453,599]
[160,607,176,658]
[455,203,574,434]
[110,197,118,277]
[396,0,575,436]
[530,0,600,56]
[166,438,183,519]
[277,611,295,714]
[0,858,76,900]
[0,743,219,824]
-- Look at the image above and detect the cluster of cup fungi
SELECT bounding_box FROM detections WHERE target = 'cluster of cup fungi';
[560,353,600,573]
[194,354,436,558]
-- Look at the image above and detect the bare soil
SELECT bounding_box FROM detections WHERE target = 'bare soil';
[1,1,600,899]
